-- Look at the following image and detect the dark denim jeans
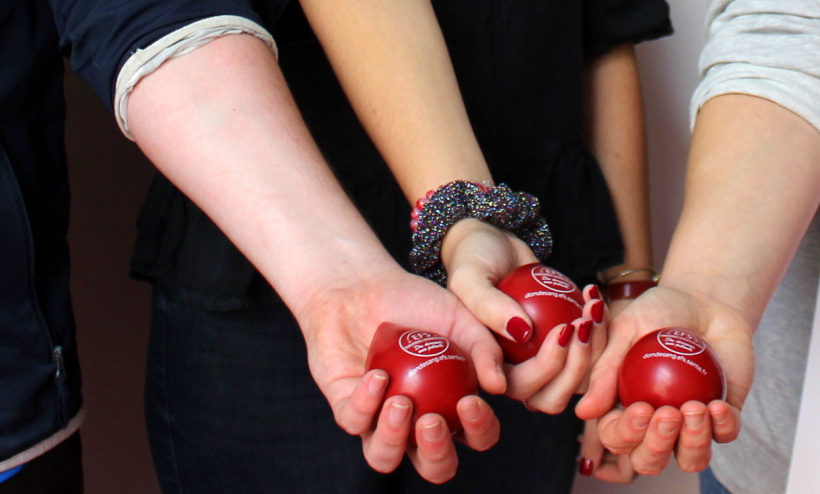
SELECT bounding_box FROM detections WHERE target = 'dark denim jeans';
[145,288,582,493]
[700,467,733,494]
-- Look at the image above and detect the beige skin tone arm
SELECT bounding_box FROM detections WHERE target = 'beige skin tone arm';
[124,33,506,485]
[585,43,654,286]
[578,94,820,478]
[299,0,492,202]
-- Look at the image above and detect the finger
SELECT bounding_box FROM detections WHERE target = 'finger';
[628,406,683,476]
[597,403,654,455]
[362,395,413,474]
[594,453,639,484]
[524,320,594,414]
[455,395,500,451]
[575,322,633,420]
[575,292,607,394]
[579,417,638,484]
[465,337,508,396]
[583,296,607,359]
[708,400,742,444]
[577,420,604,478]
[584,283,604,303]
[504,323,572,403]
[407,414,459,484]
[448,264,534,344]
[674,401,713,472]
[332,369,389,435]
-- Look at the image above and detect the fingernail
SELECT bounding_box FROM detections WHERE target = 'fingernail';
[389,401,411,427]
[591,300,605,324]
[658,419,679,436]
[684,411,705,430]
[421,420,444,442]
[558,324,573,347]
[506,317,532,344]
[632,414,651,430]
[578,458,594,477]
[369,372,388,395]
[712,409,729,425]
[589,284,601,300]
[577,320,593,344]
[458,399,481,423]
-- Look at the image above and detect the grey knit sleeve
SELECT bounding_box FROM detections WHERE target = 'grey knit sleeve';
[691,0,820,133]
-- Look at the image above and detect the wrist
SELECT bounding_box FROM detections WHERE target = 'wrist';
[600,266,660,302]
[410,181,552,285]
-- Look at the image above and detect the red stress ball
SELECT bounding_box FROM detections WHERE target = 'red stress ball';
[495,263,584,364]
[618,328,727,409]
[365,322,479,434]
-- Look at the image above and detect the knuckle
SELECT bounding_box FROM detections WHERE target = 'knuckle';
[644,443,670,457]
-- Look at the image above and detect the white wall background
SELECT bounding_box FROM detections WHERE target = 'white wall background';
[63,1,712,492]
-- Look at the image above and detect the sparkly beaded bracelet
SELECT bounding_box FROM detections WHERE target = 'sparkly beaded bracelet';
[409,180,553,285]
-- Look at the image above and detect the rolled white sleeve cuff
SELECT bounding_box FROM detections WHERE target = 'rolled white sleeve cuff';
[691,0,820,134]
[115,15,277,140]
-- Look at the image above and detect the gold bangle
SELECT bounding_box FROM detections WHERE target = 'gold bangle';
[601,267,660,286]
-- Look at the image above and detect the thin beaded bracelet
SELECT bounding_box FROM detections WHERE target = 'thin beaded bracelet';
[409,180,553,285]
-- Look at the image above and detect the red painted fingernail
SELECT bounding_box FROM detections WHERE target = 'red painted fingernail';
[589,284,601,300]
[591,300,605,324]
[579,458,594,476]
[507,317,532,344]
[558,324,573,347]
[578,320,593,344]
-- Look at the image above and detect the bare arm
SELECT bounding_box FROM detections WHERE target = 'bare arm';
[299,0,491,202]
[125,33,505,484]
[585,44,654,284]
[579,93,820,476]
[664,94,820,325]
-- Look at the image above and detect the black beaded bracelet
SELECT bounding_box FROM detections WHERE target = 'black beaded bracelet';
[409,181,553,285]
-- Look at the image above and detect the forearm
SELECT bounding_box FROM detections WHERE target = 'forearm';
[585,44,653,280]
[662,94,820,328]
[126,34,398,318]
[298,0,491,203]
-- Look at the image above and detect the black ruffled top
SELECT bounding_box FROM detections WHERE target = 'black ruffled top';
[130,0,672,310]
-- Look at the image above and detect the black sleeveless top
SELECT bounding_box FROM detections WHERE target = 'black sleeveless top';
[130,0,672,310]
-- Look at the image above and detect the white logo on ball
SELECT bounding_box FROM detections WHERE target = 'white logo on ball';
[530,266,576,294]
[656,328,706,356]
[399,330,449,358]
